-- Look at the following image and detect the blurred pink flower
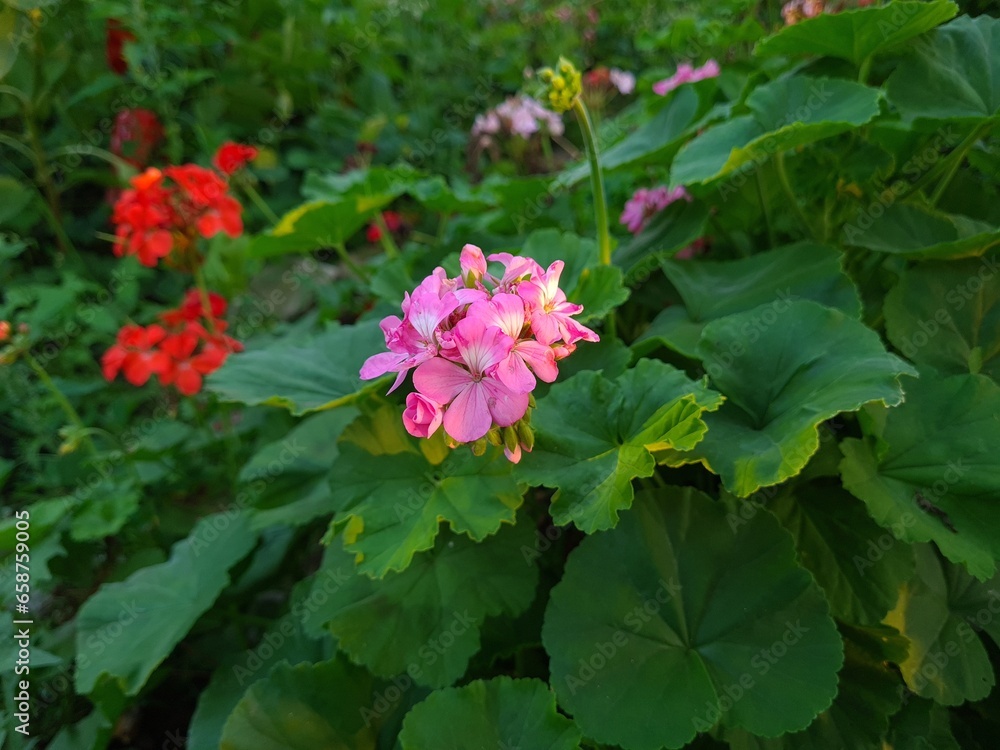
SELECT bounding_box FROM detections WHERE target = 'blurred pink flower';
[652,60,720,96]
[620,185,691,234]
[609,68,636,95]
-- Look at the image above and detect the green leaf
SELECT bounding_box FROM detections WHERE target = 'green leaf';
[768,486,915,625]
[685,300,916,497]
[840,371,1000,579]
[239,408,359,530]
[0,176,33,224]
[399,677,582,750]
[633,242,861,359]
[755,1,959,67]
[206,321,384,416]
[0,9,24,80]
[219,657,377,750]
[328,408,525,578]
[884,257,1000,379]
[304,524,537,688]
[843,203,1000,259]
[672,77,882,185]
[887,696,960,750]
[614,199,710,280]
[516,359,723,533]
[515,229,629,320]
[75,513,258,696]
[248,196,394,258]
[69,481,140,542]
[884,545,1000,704]
[725,624,906,750]
[886,14,1000,123]
[543,487,843,750]
[560,87,702,186]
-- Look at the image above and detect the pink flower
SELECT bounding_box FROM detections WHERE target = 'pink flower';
[403,393,444,438]
[359,286,461,391]
[620,185,691,234]
[413,316,529,443]
[652,60,720,96]
[609,68,636,95]
[470,294,558,394]
[518,261,600,346]
[460,243,489,284]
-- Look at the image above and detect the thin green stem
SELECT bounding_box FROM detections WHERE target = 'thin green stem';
[857,55,872,85]
[902,123,991,202]
[930,123,991,206]
[774,152,815,238]
[334,241,370,281]
[192,263,220,337]
[755,169,775,248]
[571,98,612,266]
[24,352,97,456]
[239,179,281,225]
[372,211,400,259]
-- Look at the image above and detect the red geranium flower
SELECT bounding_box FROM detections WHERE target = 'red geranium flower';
[213,142,258,175]
[165,164,243,239]
[106,19,135,76]
[366,210,403,243]
[101,324,170,386]
[111,168,178,267]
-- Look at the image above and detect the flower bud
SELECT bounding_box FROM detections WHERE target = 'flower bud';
[517,421,535,452]
[471,437,488,456]
[503,425,519,453]
[538,57,582,113]
[487,427,503,446]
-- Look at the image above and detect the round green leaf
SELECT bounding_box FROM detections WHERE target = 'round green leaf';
[220,657,377,750]
[686,300,916,497]
[840,371,1000,579]
[885,545,1000,705]
[328,407,524,578]
[884,257,1000,380]
[543,487,843,750]
[206,321,385,416]
[886,14,1000,123]
[399,677,582,750]
[672,77,882,185]
[755,1,958,67]
[725,624,907,750]
[633,242,861,359]
[516,359,723,533]
[304,525,538,688]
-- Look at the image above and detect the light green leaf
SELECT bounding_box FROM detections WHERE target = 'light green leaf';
[768,486,915,625]
[843,203,1000,259]
[75,513,258,696]
[304,524,537,688]
[516,359,723,533]
[755,1,959,66]
[328,408,524,578]
[633,242,861,359]
[884,257,1000,379]
[69,481,140,542]
[686,300,916,497]
[543,487,843,750]
[219,657,377,750]
[206,321,385,416]
[672,77,882,185]
[840,371,1000,579]
[885,545,1000,704]
[248,196,395,258]
[886,14,1000,123]
[399,677,582,750]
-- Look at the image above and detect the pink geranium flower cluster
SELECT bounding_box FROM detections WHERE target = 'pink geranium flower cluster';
[652,60,721,96]
[471,96,565,144]
[360,245,599,462]
[620,185,691,234]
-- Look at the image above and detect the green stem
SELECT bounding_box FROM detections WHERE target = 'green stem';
[372,211,400,259]
[774,152,815,238]
[192,263,220,337]
[24,352,97,456]
[239,179,281,225]
[857,55,872,85]
[571,98,616,339]
[571,98,612,266]
[930,123,991,206]
[755,169,775,248]
[334,241,370,281]
[902,123,991,202]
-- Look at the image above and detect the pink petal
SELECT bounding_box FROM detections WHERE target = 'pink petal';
[481,376,530,427]
[495,351,537,394]
[443,382,493,443]
[413,357,473,404]
[515,339,559,383]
